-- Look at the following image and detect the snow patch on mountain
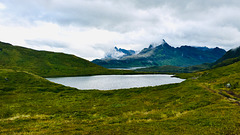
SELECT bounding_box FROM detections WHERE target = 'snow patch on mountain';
[105,47,136,59]
[149,39,168,48]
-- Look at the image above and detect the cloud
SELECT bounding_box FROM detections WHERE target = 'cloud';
[1,0,240,60]
[25,40,68,48]
[0,20,125,60]
[0,2,6,10]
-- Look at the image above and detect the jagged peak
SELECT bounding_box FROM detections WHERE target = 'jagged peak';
[148,44,154,49]
[159,39,171,48]
[149,39,170,48]
[105,46,136,59]
[162,39,167,44]
[114,46,118,51]
[162,39,170,46]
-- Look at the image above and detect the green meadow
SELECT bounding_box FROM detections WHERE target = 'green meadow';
[1,42,240,134]
[1,60,240,134]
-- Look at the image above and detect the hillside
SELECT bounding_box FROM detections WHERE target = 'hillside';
[92,40,226,68]
[0,41,135,77]
[214,46,240,64]
[178,58,240,100]
[136,45,240,73]
[1,59,240,134]
[212,46,240,68]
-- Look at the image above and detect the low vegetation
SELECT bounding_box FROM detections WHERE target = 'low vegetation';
[1,59,240,134]
[1,41,240,134]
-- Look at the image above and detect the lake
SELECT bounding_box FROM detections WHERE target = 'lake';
[46,74,185,90]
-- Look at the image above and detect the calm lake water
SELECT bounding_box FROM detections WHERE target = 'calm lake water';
[46,74,185,90]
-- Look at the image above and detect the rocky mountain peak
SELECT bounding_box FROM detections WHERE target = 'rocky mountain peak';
[105,46,136,59]
[93,40,226,68]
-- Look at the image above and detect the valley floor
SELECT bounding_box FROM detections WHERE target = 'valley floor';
[1,65,240,134]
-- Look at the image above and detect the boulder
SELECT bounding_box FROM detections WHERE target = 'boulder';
[226,83,231,88]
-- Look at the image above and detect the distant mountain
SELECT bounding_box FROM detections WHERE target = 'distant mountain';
[92,39,226,68]
[0,41,134,77]
[105,47,136,59]
[135,63,212,73]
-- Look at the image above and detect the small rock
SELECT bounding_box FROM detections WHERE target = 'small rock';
[226,83,231,88]
[191,77,198,80]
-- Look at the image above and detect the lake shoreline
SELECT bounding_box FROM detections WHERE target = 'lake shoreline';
[47,74,185,90]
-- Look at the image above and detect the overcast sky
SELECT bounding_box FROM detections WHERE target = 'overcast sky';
[0,0,240,60]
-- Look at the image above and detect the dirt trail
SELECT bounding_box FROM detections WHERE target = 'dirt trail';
[201,83,240,106]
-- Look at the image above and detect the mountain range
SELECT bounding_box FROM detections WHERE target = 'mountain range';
[92,39,226,68]
[136,45,240,73]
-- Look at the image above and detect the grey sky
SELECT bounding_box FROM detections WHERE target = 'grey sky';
[0,0,240,60]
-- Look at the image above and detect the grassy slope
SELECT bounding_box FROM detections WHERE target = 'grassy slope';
[0,42,136,77]
[212,56,240,68]
[1,58,240,134]
[214,46,240,65]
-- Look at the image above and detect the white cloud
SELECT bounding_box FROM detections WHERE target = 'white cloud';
[0,0,240,60]
[0,21,124,60]
[0,2,6,10]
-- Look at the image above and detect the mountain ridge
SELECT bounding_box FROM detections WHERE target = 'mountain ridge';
[92,40,226,68]
[214,46,240,64]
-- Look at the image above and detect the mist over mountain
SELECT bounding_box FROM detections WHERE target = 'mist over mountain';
[92,40,226,68]
[214,46,240,64]
[105,47,136,59]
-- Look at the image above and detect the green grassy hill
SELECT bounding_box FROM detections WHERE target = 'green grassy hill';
[211,46,240,68]
[1,59,240,134]
[212,56,240,68]
[214,46,240,64]
[0,41,135,77]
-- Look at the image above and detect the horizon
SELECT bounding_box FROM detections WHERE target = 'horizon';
[1,39,229,61]
[0,0,240,60]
